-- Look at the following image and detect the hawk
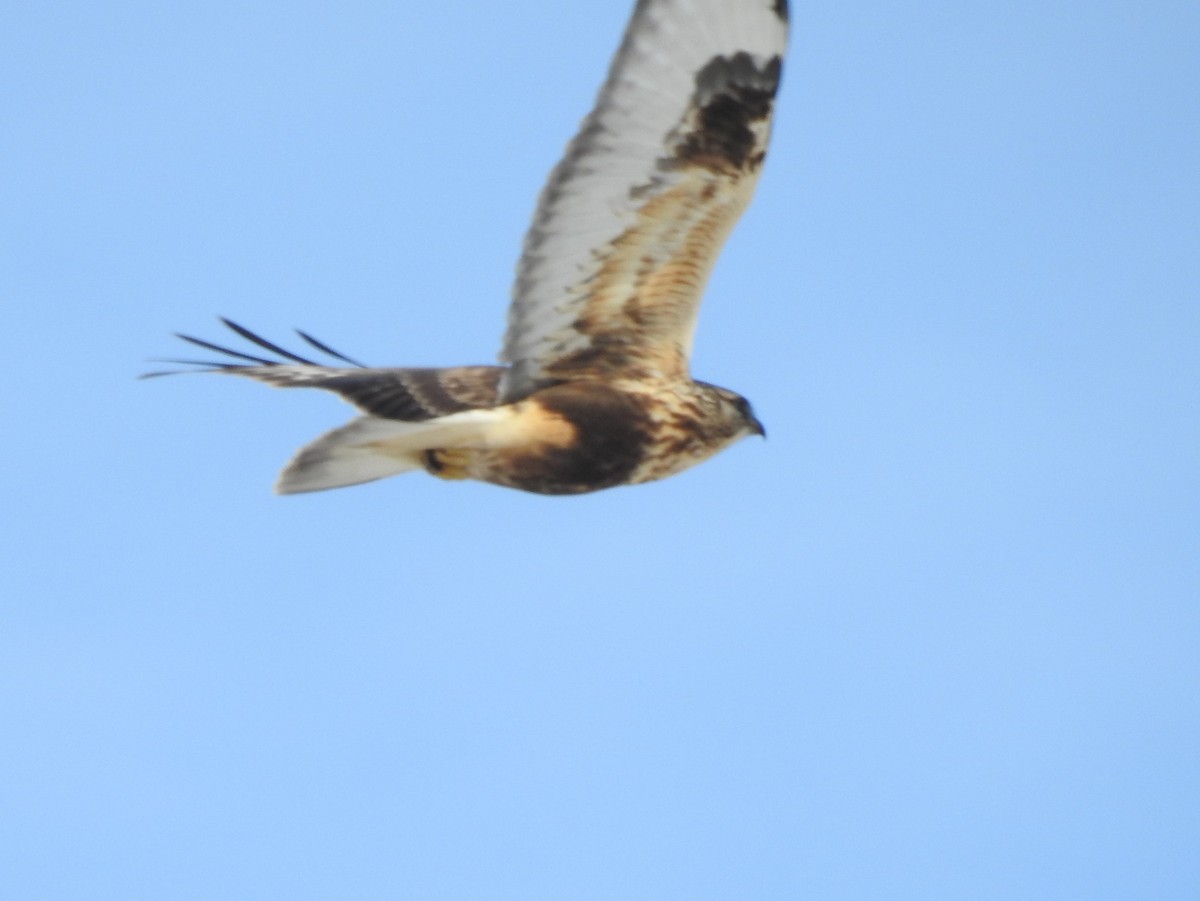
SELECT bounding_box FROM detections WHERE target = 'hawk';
[150,0,788,496]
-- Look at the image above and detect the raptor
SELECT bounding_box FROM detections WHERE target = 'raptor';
[150,0,788,495]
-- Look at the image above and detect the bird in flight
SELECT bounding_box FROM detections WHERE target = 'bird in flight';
[149,0,788,495]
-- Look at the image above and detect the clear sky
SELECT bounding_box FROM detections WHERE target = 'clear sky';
[3,2,1198,898]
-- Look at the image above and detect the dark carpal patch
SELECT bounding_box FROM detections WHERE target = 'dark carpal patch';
[675,53,782,172]
[773,0,789,22]
[516,384,653,494]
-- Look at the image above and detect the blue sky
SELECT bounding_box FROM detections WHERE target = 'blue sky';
[3,1,1198,898]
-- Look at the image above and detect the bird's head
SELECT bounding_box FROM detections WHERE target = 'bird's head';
[703,383,766,440]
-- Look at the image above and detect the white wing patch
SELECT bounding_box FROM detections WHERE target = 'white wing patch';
[499,0,788,400]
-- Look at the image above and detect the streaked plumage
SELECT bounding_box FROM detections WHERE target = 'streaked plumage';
[148,0,788,495]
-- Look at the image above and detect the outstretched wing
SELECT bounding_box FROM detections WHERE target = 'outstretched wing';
[145,320,501,420]
[499,0,788,400]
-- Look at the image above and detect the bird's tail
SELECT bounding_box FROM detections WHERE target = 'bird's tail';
[275,409,508,494]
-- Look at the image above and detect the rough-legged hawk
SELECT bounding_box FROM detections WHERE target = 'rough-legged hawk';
[149,0,788,495]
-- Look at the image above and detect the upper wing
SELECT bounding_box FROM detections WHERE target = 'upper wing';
[499,0,788,400]
[144,320,502,420]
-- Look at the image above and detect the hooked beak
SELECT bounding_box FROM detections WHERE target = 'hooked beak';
[749,415,766,439]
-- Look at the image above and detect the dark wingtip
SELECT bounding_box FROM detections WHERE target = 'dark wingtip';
[219,318,319,365]
[139,357,236,379]
[295,328,367,368]
[174,331,276,365]
[143,319,366,378]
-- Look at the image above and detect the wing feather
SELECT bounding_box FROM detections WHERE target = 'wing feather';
[145,321,501,420]
[499,0,788,399]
